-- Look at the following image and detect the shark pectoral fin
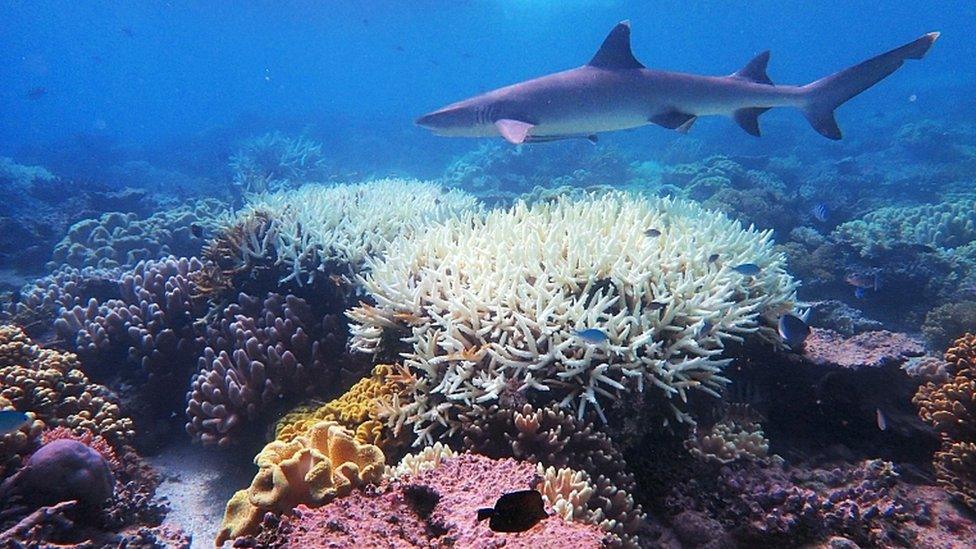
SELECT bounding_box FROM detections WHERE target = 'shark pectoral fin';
[733,107,771,137]
[650,111,697,133]
[495,119,535,144]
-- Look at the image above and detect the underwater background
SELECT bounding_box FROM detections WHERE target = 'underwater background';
[1,1,976,547]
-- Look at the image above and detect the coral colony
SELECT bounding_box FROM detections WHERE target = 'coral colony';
[2,116,976,546]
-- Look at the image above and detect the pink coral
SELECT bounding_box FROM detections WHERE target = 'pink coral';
[247,453,609,548]
[802,328,924,369]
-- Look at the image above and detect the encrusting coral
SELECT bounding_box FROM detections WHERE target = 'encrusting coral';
[349,192,798,443]
[0,324,134,447]
[914,333,976,510]
[274,363,411,453]
[215,420,385,545]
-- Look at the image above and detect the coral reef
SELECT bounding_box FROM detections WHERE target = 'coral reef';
[0,439,114,509]
[222,179,478,284]
[229,132,329,193]
[685,408,770,465]
[241,453,609,548]
[349,192,798,442]
[914,333,976,509]
[49,199,225,270]
[216,420,385,544]
[802,329,925,369]
[834,199,976,256]
[275,363,411,453]
[186,292,345,446]
[0,324,134,446]
[922,300,976,350]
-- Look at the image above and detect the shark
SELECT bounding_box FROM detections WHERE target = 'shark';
[416,21,939,143]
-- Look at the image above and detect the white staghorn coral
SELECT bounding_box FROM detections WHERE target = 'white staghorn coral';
[348,192,798,444]
[220,179,479,284]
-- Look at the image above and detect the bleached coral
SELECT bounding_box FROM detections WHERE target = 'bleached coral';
[219,179,479,284]
[348,192,798,444]
[389,441,458,479]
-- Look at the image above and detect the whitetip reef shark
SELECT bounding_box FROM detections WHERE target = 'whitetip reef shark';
[416,21,939,143]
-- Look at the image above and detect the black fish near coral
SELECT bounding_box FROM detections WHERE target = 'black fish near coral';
[477,490,548,532]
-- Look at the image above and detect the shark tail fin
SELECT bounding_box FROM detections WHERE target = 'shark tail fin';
[800,32,939,139]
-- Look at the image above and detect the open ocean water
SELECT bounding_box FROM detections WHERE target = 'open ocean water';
[1,2,975,548]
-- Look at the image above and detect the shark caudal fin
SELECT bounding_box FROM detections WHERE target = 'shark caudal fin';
[801,32,939,139]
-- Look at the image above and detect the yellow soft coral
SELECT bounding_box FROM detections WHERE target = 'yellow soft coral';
[274,364,408,451]
[215,420,385,546]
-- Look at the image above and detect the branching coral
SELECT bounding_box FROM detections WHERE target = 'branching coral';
[229,132,328,193]
[185,292,344,446]
[349,193,798,442]
[215,420,385,545]
[221,179,478,284]
[275,363,411,452]
[0,325,134,446]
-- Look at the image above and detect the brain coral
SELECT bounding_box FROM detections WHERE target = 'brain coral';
[0,324,134,446]
[914,333,976,509]
[221,179,478,284]
[348,192,798,443]
[215,420,385,545]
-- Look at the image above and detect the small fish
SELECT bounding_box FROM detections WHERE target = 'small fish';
[0,410,29,435]
[811,203,829,222]
[732,263,761,276]
[644,228,661,237]
[477,490,548,533]
[697,320,713,338]
[26,87,46,100]
[190,223,205,238]
[648,301,666,311]
[845,272,880,298]
[876,408,887,431]
[120,26,135,37]
[575,328,608,345]
[854,287,866,299]
[778,313,811,349]
[708,254,719,264]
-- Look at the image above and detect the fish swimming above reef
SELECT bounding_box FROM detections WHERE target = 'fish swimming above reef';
[778,311,811,349]
[575,328,609,345]
[811,203,829,222]
[846,271,881,298]
[477,489,548,532]
[416,21,938,143]
[733,263,762,276]
[0,410,29,435]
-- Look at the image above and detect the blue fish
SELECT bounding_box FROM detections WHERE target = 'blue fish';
[732,263,761,276]
[0,410,29,435]
[778,313,811,349]
[811,203,829,222]
[575,328,609,344]
[854,287,866,299]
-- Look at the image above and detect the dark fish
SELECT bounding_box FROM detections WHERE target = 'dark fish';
[394,45,405,52]
[190,223,204,238]
[477,490,548,533]
[845,272,880,296]
[811,203,829,222]
[778,313,810,348]
[575,328,609,344]
[0,410,29,435]
[120,26,135,37]
[644,228,661,237]
[733,263,761,276]
[648,301,666,310]
[697,320,713,338]
[26,87,46,100]
[708,254,719,264]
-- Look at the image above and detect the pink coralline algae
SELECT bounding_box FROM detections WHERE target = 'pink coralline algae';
[241,453,609,548]
[802,328,924,369]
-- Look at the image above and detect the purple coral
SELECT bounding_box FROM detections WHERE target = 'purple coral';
[185,292,342,446]
[0,439,114,509]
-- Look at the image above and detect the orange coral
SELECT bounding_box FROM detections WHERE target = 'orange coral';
[274,364,410,453]
[914,332,976,509]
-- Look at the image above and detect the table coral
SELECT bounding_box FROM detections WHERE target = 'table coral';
[914,333,976,509]
[349,192,798,442]
[802,328,925,369]
[215,420,385,545]
[243,453,609,548]
[0,324,134,446]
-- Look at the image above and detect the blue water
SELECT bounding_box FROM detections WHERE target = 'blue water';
[2,1,972,177]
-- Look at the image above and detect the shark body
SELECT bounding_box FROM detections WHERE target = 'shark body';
[416,21,939,143]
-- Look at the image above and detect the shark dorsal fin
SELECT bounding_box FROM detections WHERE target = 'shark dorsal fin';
[588,21,645,70]
[732,51,774,85]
